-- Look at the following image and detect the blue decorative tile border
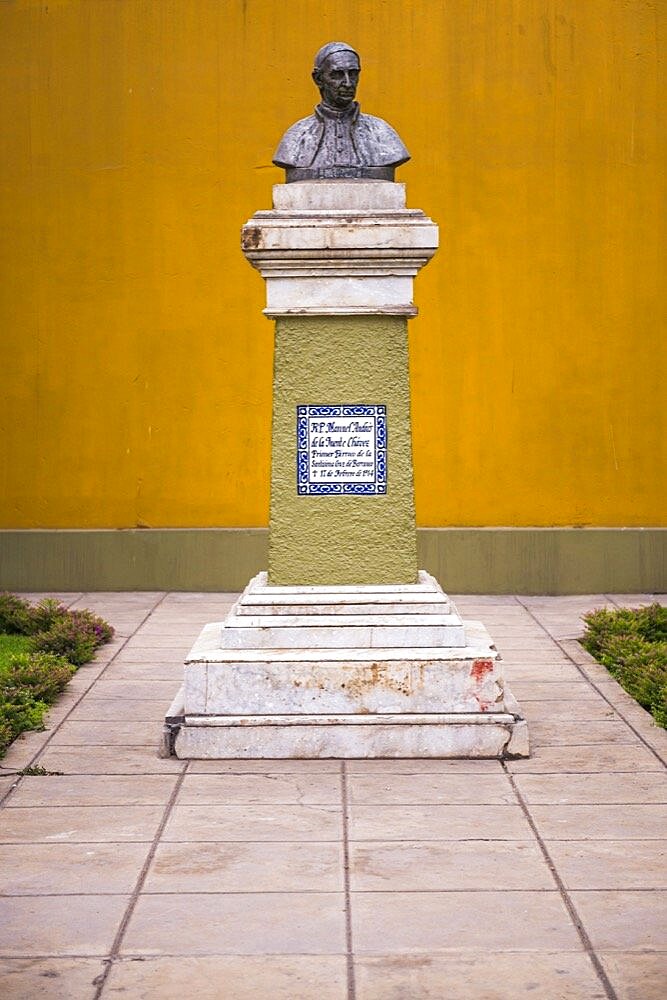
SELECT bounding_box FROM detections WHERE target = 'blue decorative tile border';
[297,404,387,495]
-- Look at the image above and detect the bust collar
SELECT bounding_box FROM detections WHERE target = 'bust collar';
[315,101,360,123]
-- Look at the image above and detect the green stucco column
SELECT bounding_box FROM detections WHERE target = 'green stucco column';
[269,315,417,585]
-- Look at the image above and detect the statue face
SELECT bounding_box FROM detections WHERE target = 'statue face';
[314,50,360,109]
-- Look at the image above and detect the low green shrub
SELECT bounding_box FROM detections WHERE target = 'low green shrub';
[29,598,70,634]
[0,594,114,646]
[67,608,114,645]
[0,595,114,757]
[0,719,14,752]
[4,652,76,702]
[30,619,98,667]
[0,593,35,635]
[0,687,50,742]
[581,603,667,729]
[0,651,75,755]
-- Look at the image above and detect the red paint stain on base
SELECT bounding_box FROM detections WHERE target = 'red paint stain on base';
[470,658,494,682]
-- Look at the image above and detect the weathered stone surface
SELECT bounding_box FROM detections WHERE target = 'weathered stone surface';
[220,613,466,649]
[170,571,529,759]
[242,182,438,317]
[175,713,522,759]
[200,656,503,716]
[273,180,405,211]
[250,569,436,593]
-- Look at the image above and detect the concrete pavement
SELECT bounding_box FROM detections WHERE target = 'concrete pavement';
[0,591,665,999]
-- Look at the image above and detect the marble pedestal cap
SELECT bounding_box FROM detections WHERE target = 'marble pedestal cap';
[241,181,439,317]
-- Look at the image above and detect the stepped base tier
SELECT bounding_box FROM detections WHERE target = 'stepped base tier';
[164,571,529,759]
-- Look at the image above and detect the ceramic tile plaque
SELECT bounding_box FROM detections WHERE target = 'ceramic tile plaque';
[297,404,387,495]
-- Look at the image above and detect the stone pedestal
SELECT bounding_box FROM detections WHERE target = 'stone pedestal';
[164,180,529,759]
[245,180,435,586]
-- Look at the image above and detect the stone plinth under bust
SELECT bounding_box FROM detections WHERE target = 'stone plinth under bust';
[241,181,438,317]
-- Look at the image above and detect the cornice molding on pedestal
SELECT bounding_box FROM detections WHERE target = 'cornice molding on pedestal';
[241,181,439,317]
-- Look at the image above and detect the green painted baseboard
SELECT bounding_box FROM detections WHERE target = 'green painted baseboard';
[0,527,664,594]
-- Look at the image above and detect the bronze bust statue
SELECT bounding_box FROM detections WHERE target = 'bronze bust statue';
[273,42,410,182]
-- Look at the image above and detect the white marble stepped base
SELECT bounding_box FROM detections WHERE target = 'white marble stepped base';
[174,711,526,760]
[165,571,529,759]
[222,571,466,649]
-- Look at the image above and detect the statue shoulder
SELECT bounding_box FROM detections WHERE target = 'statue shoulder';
[273,114,323,167]
[356,113,410,167]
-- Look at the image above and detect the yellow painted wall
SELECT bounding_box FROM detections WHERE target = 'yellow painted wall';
[1,0,664,529]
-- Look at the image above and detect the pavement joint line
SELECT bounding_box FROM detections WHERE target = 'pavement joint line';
[3,801,529,808]
[515,596,667,768]
[501,761,619,1000]
[92,760,191,1000]
[14,887,654,897]
[5,946,642,960]
[0,592,170,806]
[508,770,665,775]
[5,835,667,846]
[340,761,356,1000]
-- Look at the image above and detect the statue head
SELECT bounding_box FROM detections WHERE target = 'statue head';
[312,42,361,110]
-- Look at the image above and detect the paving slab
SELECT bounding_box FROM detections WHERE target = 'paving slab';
[506,744,665,773]
[528,719,639,746]
[189,758,341,774]
[0,842,150,894]
[176,772,341,805]
[102,646,188,663]
[530,803,667,840]
[0,895,130,957]
[514,772,667,805]
[69,698,177,721]
[48,720,158,747]
[85,679,179,700]
[345,758,505,774]
[34,746,184,775]
[598,952,667,1000]
[0,958,104,1000]
[103,662,184,680]
[509,681,602,701]
[496,649,570,664]
[545,841,667,890]
[354,952,607,999]
[570,890,667,950]
[0,805,165,843]
[349,840,554,890]
[502,662,585,682]
[352,890,582,952]
[144,840,343,892]
[5,775,178,808]
[121,892,347,955]
[518,699,620,721]
[346,772,515,805]
[348,804,532,841]
[163,803,342,842]
[104,955,347,999]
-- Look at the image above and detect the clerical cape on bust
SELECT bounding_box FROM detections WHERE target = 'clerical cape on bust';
[273,42,410,182]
